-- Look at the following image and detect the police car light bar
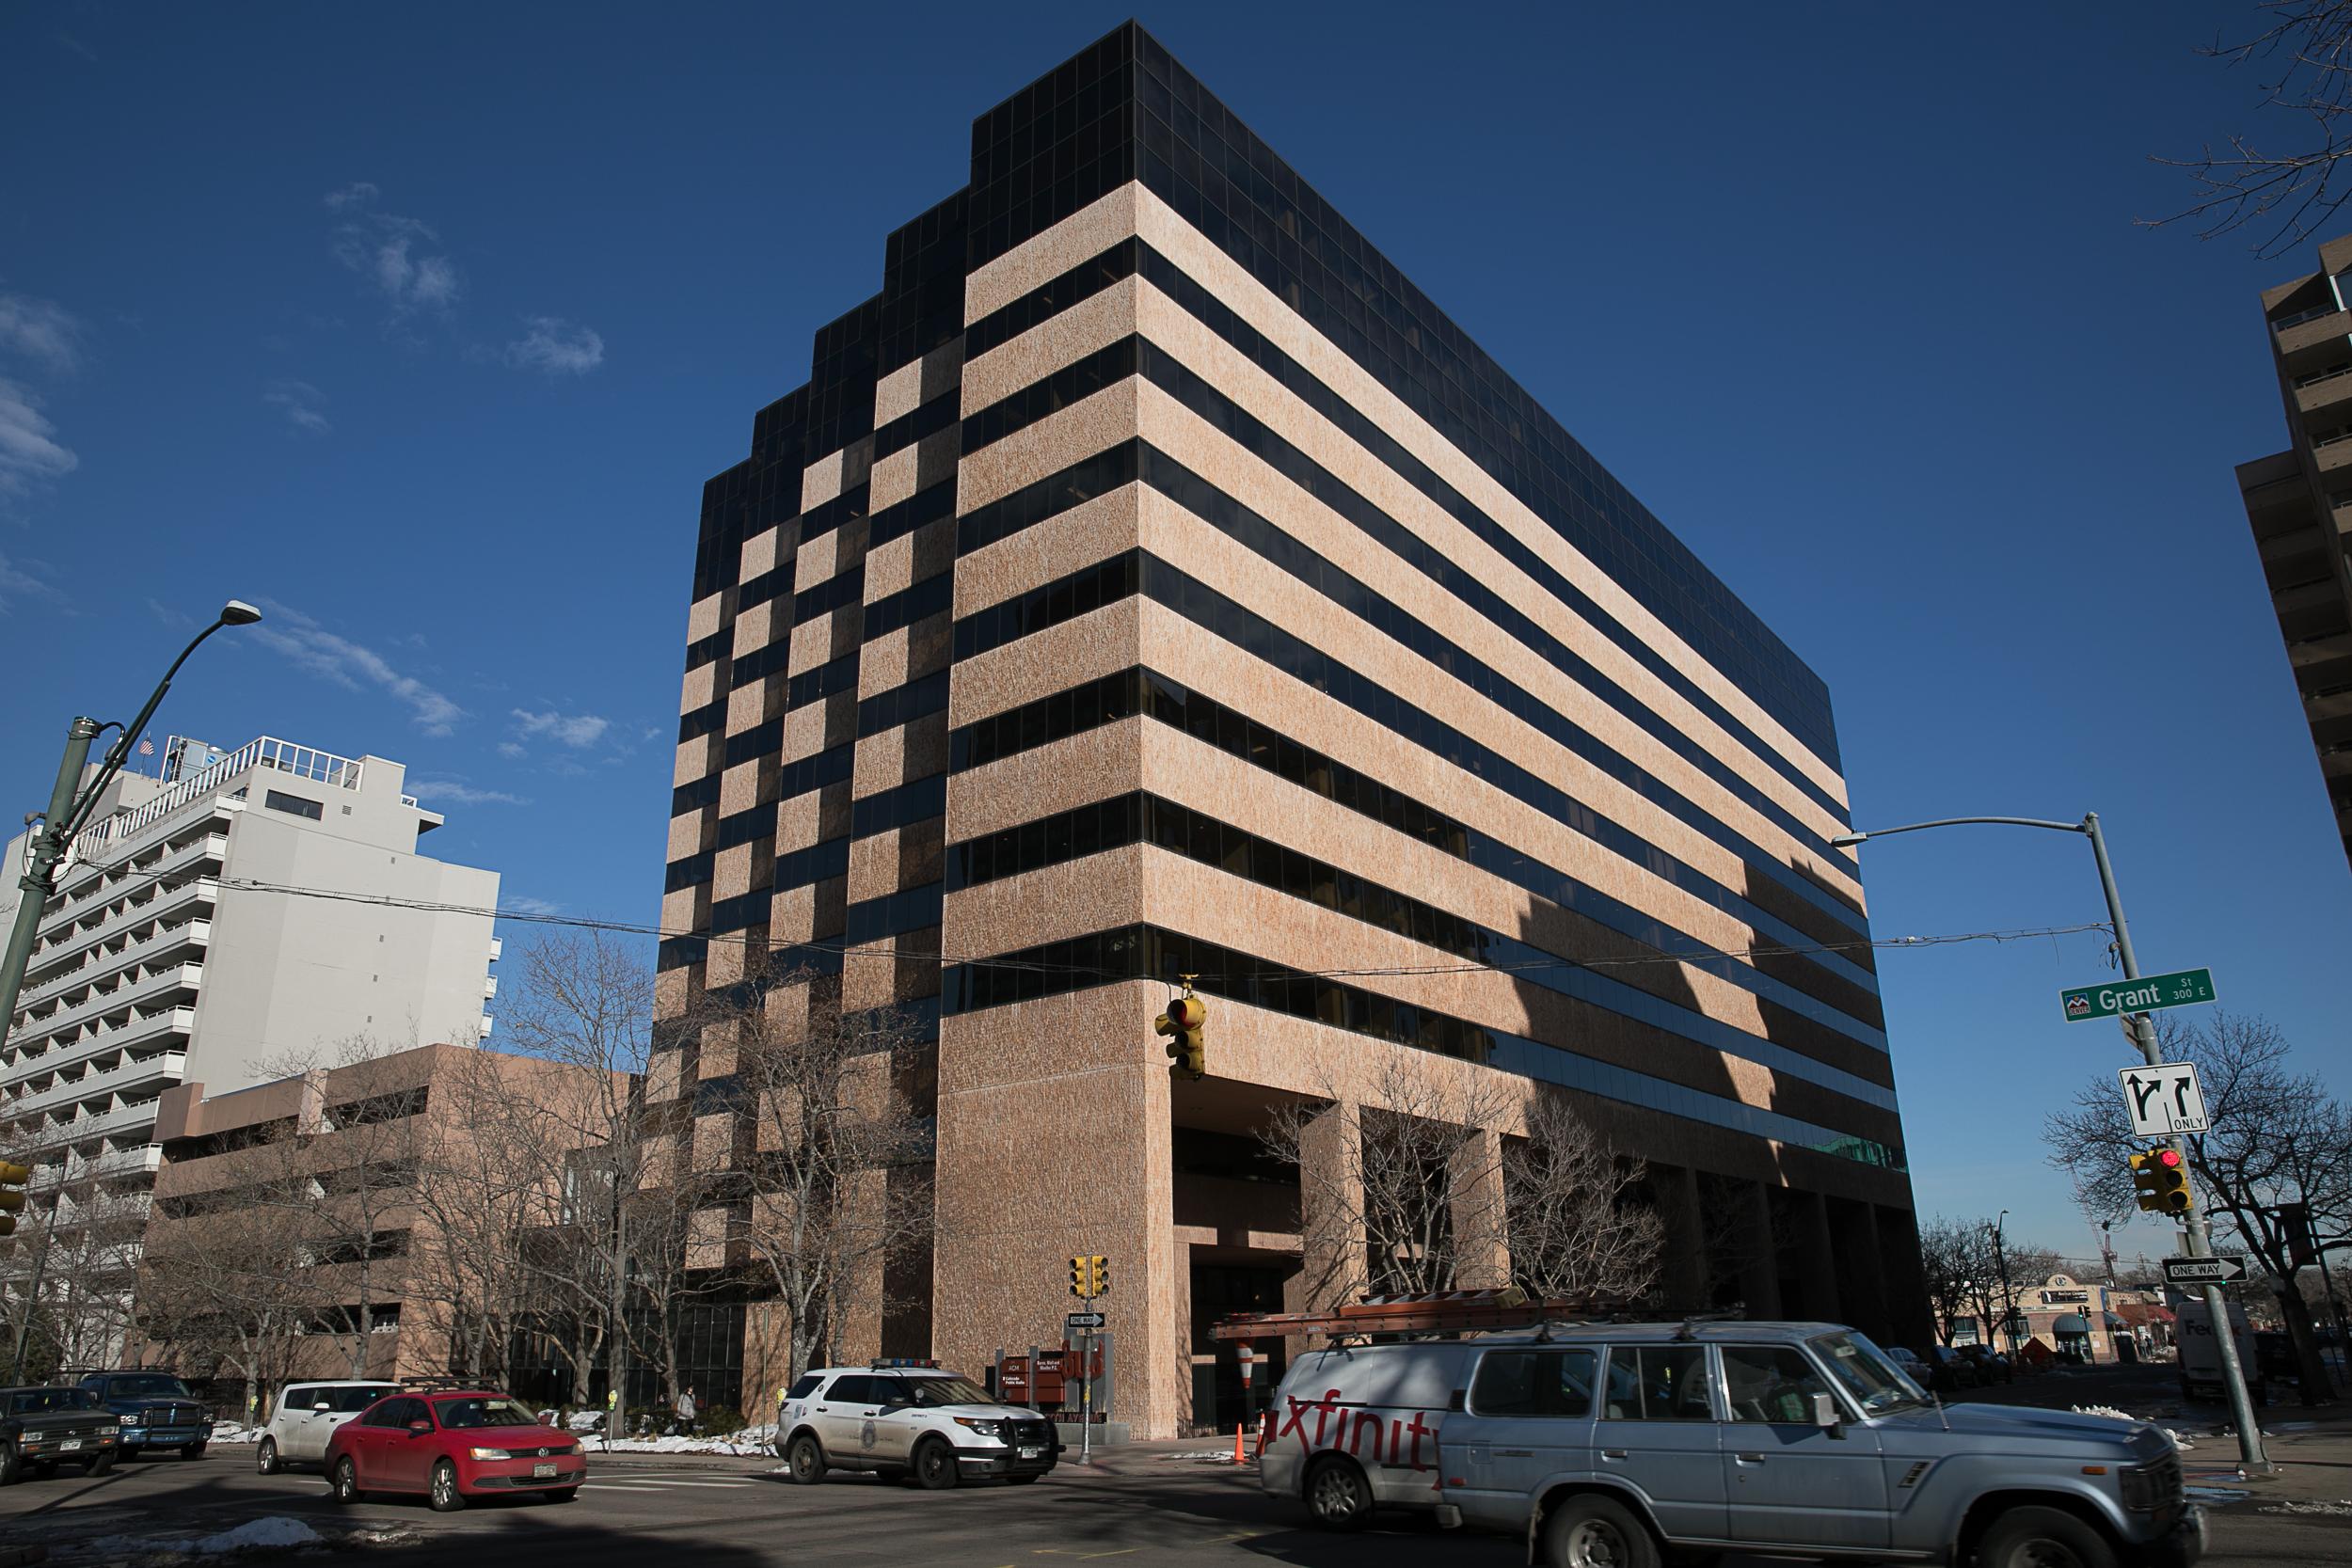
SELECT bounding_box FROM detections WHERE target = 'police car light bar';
[870,1358,942,1369]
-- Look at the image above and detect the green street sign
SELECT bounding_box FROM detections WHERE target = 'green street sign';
[2060,968,2217,1022]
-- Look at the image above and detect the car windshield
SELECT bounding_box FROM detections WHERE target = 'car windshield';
[11,1388,96,1414]
[1812,1331,1929,1413]
[431,1397,539,1429]
[321,1386,394,1414]
[905,1377,994,1407]
[105,1375,191,1399]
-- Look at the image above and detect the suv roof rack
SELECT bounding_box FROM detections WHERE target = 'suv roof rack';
[1209,1289,1652,1347]
[396,1376,485,1391]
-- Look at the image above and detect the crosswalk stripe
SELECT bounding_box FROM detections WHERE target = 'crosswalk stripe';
[585,1479,757,1489]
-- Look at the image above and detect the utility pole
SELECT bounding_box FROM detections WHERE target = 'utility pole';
[1989,1212,2015,1354]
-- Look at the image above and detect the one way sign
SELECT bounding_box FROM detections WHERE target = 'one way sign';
[2118,1062,2210,1137]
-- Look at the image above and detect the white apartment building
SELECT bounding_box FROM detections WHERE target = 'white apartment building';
[0,735,501,1350]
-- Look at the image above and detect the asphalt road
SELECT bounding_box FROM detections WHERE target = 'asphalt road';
[0,1441,2339,1568]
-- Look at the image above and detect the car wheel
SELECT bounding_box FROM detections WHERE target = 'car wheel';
[1976,1505,2119,1568]
[429,1460,466,1513]
[785,1433,826,1485]
[911,1437,959,1491]
[1543,1494,1662,1568]
[332,1455,364,1504]
[256,1437,280,1476]
[1303,1454,1373,1531]
[84,1451,114,1477]
[0,1440,20,1487]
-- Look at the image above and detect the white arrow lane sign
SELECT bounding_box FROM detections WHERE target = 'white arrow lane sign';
[2118,1061,2210,1137]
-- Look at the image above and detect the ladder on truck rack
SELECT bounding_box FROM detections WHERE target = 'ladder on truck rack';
[1207,1287,1649,1348]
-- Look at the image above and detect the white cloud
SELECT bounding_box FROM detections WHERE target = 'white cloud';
[496,740,527,759]
[512,708,610,747]
[0,551,66,613]
[262,378,330,435]
[252,604,467,736]
[501,895,564,917]
[0,294,87,374]
[505,316,604,376]
[405,778,529,807]
[331,204,462,314]
[55,33,99,63]
[0,378,77,496]
[323,182,380,212]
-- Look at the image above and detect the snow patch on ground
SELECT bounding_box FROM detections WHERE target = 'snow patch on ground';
[2185,1485,2252,1505]
[2070,1404,2199,1450]
[587,1423,777,1456]
[77,1515,323,1560]
[2261,1497,2352,1517]
[207,1422,262,1445]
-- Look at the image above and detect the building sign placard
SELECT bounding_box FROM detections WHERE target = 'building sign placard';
[2061,968,2216,1022]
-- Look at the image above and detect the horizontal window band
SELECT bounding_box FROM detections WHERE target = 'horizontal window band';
[777,835,850,894]
[872,386,960,462]
[946,656,1877,1005]
[946,788,1890,1091]
[787,650,860,710]
[851,770,947,839]
[940,923,1902,1170]
[845,880,944,946]
[964,235,1843,809]
[858,669,949,738]
[714,804,775,853]
[864,570,953,644]
[793,562,866,626]
[677,701,725,744]
[948,433,1865,940]
[868,477,956,553]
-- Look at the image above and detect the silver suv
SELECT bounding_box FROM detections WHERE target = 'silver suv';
[1263,1320,2201,1568]
[774,1361,1059,1490]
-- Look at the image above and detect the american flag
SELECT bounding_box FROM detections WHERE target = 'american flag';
[136,738,154,757]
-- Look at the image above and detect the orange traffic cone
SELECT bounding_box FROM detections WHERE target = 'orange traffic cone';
[1232,1423,1246,1463]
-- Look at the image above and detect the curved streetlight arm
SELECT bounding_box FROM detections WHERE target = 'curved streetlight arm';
[1831,815,2088,848]
[57,610,243,842]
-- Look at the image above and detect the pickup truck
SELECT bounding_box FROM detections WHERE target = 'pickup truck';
[70,1370,211,1460]
[0,1385,120,1481]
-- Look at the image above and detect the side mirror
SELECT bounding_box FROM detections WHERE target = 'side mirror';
[1810,1392,1845,1437]
[407,1419,432,1434]
[313,1402,332,1413]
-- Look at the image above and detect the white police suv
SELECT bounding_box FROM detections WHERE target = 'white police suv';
[774,1360,1058,1489]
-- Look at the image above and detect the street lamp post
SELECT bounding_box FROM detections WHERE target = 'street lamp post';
[1837,812,2273,1475]
[0,599,261,1378]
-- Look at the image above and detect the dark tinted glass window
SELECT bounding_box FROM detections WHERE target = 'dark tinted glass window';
[1603,1347,1713,1421]
[1720,1346,1833,1424]
[264,790,324,820]
[1470,1350,1597,1418]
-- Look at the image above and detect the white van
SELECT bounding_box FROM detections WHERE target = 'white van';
[254,1381,399,1475]
[2173,1301,2265,1405]
[1259,1339,1475,1528]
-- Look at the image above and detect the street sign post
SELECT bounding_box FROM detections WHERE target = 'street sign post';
[2118,1061,2211,1136]
[2060,967,2216,1022]
[2164,1255,2248,1286]
[1065,1311,1104,1330]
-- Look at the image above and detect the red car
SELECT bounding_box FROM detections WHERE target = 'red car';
[325,1388,585,1511]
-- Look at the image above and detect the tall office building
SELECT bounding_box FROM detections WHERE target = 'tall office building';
[2236,232,2352,872]
[0,735,501,1362]
[660,24,1916,1435]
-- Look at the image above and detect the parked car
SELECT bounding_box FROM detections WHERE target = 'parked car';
[0,1386,120,1481]
[1922,1345,1979,1393]
[774,1360,1060,1488]
[1882,1345,1932,1387]
[255,1380,398,1475]
[69,1370,210,1460]
[326,1388,585,1511]
[1963,1345,2017,1386]
[1260,1321,2202,1568]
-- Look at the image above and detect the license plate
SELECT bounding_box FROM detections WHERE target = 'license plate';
[56,1440,79,1451]
[532,1463,557,1479]
[1017,1446,1043,1460]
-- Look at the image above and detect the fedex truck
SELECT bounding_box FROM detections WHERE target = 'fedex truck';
[2174,1300,2265,1405]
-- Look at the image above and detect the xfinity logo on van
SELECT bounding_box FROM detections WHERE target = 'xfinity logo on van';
[1274,1387,1440,1470]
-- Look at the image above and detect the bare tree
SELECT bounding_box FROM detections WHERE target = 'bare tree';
[703,968,932,1383]
[2151,2,2352,255]
[2044,1009,2347,1401]
[1917,1215,1985,1347]
[137,1195,318,1409]
[1263,1054,1661,1310]
[1502,1095,1663,1303]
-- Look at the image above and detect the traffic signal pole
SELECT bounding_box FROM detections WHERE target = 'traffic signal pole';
[2086,816,2270,1475]
[1836,812,2270,1474]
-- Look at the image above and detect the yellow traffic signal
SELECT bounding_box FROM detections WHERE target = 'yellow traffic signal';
[1089,1256,1109,1297]
[0,1160,28,1240]
[1156,994,1206,1082]
[1069,1256,1088,1297]
[2131,1148,2194,1215]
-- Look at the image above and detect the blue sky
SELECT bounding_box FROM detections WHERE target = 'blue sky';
[4,4,2344,1265]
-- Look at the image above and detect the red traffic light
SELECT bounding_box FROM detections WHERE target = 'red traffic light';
[2156,1148,2183,1169]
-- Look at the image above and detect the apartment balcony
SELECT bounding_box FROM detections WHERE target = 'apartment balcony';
[2316,432,2352,482]
[3,1006,197,1082]
[44,834,228,936]
[19,917,211,1013]
[29,1144,164,1191]
[2296,363,2352,419]
[26,875,219,987]
[21,1097,167,1151]
[13,961,203,1049]
[2,1050,185,1122]
[2277,306,2352,359]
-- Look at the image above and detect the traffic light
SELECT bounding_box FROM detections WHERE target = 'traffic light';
[2131,1148,2194,1215]
[1156,993,1207,1082]
[1068,1254,1108,1299]
[1070,1256,1088,1297]
[0,1161,28,1239]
